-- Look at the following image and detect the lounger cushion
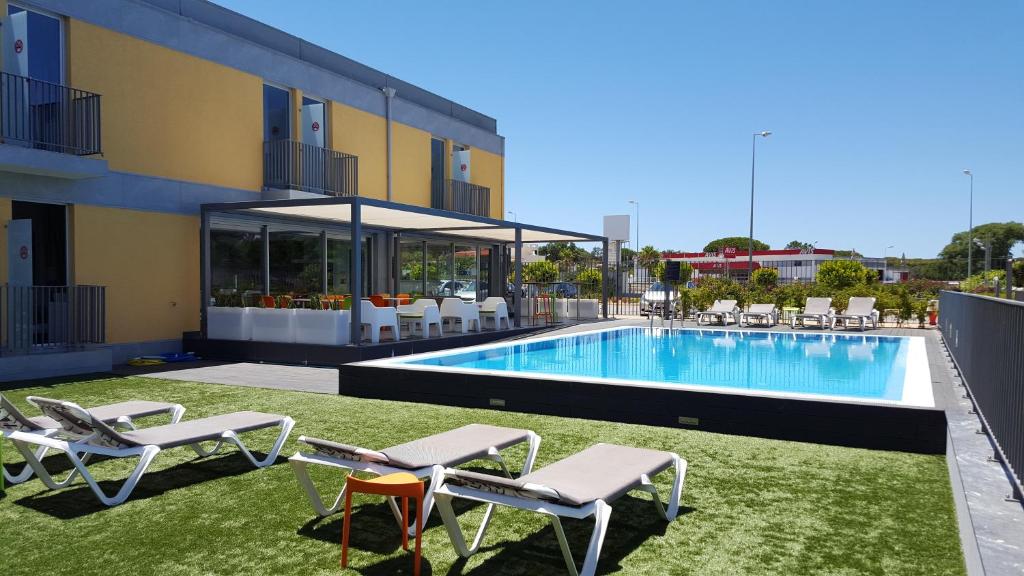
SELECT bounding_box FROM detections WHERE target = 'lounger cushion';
[120,411,287,449]
[448,443,674,507]
[747,304,775,314]
[300,437,390,463]
[383,424,532,469]
[29,400,178,431]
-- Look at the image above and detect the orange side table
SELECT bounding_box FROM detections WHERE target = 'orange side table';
[342,472,424,576]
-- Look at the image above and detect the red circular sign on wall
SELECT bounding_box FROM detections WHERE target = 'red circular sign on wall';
[311,121,320,132]
[460,163,467,173]
[19,245,29,260]
[14,39,24,54]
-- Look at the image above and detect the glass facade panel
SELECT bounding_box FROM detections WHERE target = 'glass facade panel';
[263,84,290,141]
[326,236,351,295]
[479,247,492,299]
[454,244,478,300]
[399,240,425,297]
[210,224,262,304]
[269,229,321,295]
[426,242,452,297]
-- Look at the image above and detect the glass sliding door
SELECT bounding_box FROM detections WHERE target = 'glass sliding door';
[209,219,262,305]
[326,234,371,297]
[5,5,64,151]
[479,247,492,299]
[430,138,445,208]
[263,84,291,141]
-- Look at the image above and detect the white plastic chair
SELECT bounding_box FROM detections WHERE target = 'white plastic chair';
[478,297,510,330]
[361,300,400,343]
[397,299,443,338]
[440,298,481,333]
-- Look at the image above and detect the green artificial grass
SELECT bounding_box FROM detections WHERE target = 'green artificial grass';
[1,376,964,576]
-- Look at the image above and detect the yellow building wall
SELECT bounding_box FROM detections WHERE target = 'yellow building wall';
[72,205,199,344]
[391,122,432,208]
[66,20,263,191]
[330,102,386,200]
[0,197,10,285]
[471,148,505,219]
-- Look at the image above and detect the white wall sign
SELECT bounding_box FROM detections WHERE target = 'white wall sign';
[452,149,471,182]
[603,215,630,241]
[2,11,28,76]
[7,219,32,286]
[301,101,325,148]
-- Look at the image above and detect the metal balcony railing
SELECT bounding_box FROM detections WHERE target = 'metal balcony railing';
[431,178,491,217]
[1,285,106,355]
[264,139,358,197]
[0,71,102,156]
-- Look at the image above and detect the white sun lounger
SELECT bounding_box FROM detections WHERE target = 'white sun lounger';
[289,424,540,535]
[791,297,834,329]
[434,443,687,576]
[1,394,185,486]
[831,297,879,331]
[739,303,778,327]
[10,396,294,506]
[696,300,739,326]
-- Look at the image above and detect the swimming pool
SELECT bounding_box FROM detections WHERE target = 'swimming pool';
[385,327,933,407]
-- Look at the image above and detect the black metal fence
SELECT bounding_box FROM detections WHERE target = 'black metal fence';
[939,291,1024,499]
[0,71,102,155]
[1,285,106,355]
[431,179,490,217]
[264,139,358,196]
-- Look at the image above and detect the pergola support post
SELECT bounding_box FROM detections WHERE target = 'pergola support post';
[350,200,363,346]
[602,238,609,319]
[320,231,328,295]
[514,227,523,328]
[261,224,270,295]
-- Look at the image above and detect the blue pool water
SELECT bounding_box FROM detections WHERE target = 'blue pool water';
[402,328,911,400]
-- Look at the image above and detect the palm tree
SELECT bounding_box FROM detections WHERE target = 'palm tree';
[636,245,661,276]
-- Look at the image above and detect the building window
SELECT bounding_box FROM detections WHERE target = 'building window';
[263,84,290,141]
[6,4,63,83]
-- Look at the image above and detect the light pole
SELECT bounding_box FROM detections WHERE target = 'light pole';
[506,210,517,223]
[883,245,895,283]
[963,169,974,278]
[749,131,772,278]
[628,200,639,250]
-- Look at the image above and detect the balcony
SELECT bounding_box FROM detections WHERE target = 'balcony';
[0,71,102,156]
[1,284,106,355]
[263,139,358,197]
[431,178,491,217]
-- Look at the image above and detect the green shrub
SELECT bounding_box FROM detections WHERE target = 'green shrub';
[523,260,559,283]
[816,260,871,291]
[692,277,746,310]
[575,268,603,298]
[751,267,779,289]
[961,270,1004,293]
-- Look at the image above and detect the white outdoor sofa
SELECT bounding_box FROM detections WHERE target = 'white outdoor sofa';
[440,297,481,333]
[289,424,540,536]
[696,300,740,326]
[12,397,294,506]
[791,297,835,329]
[434,443,687,576]
[831,296,879,331]
[478,297,510,330]
[1,394,185,486]
[361,299,400,343]
[739,303,778,327]
[396,299,443,338]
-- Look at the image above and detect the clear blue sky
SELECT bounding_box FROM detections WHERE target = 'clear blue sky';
[215,0,1022,258]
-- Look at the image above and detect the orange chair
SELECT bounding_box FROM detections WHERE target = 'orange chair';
[342,472,424,576]
[532,294,554,325]
[261,295,276,308]
[396,293,412,306]
[369,294,389,308]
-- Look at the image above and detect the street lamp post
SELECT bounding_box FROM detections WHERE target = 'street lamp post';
[883,245,895,283]
[749,131,772,279]
[506,210,517,223]
[628,200,639,250]
[963,169,974,278]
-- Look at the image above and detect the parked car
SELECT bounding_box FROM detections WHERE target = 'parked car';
[435,280,468,296]
[640,282,679,317]
[505,282,578,298]
[455,281,477,300]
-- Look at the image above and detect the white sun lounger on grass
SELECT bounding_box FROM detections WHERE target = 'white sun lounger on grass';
[696,300,739,326]
[434,443,687,576]
[9,396,294,506]
[831,297,879,331]
[1,394,185,486]
[289,424,540,535]
[740,303,778,327]
[791,297,834,329]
